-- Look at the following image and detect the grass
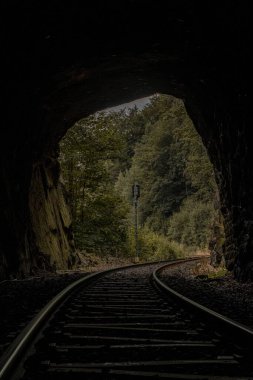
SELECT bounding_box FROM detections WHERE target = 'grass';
[208,267,228,279]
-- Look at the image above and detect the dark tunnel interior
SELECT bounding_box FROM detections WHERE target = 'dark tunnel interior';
[1,1,253,280]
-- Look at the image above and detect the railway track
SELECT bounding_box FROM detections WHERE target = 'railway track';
[0,258,253,379]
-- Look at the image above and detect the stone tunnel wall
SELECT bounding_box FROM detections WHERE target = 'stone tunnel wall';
[0,149,76,280]
[29,155,76,272]
[185,84,252,281]
[1,1,252,280]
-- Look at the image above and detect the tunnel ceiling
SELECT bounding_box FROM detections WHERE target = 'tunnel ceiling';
[1,1,252,280]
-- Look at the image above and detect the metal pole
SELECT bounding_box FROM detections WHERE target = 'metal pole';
[132,183,140,263]
[134,199,139,262]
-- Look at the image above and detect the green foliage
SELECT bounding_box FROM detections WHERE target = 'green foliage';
[167,198,216,249]
[73,190,129,254]
[116,95,221,254]
[59,94,223,260]
[60,112,130,254]
[127,225,186,261]
[208,267,228,278]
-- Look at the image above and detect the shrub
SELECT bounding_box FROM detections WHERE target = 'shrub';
[127,225,186,261]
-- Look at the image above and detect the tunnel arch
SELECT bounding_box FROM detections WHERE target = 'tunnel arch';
[1,1,252,280]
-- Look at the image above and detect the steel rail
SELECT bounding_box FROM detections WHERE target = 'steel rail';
[153,263,253,341]
[0,257,199,380]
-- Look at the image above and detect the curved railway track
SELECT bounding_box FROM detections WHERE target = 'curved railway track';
[0,258,253,379]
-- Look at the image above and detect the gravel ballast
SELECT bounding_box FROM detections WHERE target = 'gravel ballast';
[0,272,86,356]
[1,258,253,360]
[159,260,253,329]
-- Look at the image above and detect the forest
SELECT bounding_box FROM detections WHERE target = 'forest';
[59,95,224,262]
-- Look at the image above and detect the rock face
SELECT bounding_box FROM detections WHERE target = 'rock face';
[1,1,252,280]
[29,156,75,272]
[0,151,75,279]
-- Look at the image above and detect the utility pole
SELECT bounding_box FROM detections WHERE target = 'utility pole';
[132,183,140,262]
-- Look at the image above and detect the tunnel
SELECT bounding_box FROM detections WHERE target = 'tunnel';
[1,1,252,280]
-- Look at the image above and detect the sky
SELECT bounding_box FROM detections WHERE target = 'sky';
[102,96,151,113]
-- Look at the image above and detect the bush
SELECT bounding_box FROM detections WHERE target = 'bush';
[127,225,186,261]
[167,197,216,249]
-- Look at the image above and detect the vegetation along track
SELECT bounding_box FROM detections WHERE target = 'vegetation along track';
[1,258,253,379]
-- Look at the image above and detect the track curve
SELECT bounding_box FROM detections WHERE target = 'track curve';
[1,258,253,379]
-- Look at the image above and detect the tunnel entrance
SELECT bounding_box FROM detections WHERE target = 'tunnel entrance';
[1,1,252,281]
[58,94,224,270]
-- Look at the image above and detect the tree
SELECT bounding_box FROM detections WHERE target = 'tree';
[60,112,129,254]
[116,95,221,252]
[60,94,223,260]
